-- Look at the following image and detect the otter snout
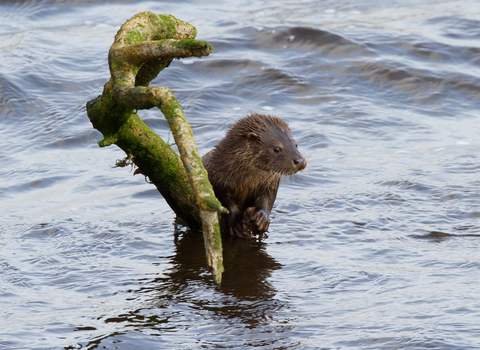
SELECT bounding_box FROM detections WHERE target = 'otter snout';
[293,156,307,171]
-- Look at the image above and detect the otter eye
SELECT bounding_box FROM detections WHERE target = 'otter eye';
[273,147,281,153]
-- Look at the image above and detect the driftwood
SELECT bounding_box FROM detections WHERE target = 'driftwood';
[86,11,225,283]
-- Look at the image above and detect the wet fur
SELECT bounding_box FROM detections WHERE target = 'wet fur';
[202,113,306,238]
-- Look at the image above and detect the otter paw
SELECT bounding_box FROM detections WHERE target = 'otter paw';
[243,207,270,234]
[231,220,251,239]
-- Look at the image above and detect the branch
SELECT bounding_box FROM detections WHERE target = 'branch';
[86,11,225,283]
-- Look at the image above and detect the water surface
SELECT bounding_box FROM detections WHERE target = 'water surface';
[1,0,480,349]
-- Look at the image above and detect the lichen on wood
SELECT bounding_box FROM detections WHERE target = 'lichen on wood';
[86,11,225,283]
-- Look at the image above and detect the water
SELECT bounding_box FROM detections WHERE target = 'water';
[1,0,480,349]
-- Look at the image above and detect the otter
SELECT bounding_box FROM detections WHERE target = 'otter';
[202,113,307,238]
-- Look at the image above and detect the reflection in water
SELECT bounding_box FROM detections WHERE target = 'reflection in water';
[77,231,286,349]
[173,230,283,301]
[410,230,480,243]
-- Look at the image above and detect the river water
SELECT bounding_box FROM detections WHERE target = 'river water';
[1,0,480,349]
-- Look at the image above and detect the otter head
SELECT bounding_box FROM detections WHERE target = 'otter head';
[245,114,307,175]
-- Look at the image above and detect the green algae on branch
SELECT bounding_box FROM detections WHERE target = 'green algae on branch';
[86,11,224,283]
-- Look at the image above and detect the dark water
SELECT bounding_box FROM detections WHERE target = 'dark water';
[1,0,480,349]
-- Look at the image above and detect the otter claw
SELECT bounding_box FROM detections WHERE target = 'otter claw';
[231,220,250,238]
[243,207,270,235]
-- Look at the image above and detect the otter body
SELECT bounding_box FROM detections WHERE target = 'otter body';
[202,113,306,238]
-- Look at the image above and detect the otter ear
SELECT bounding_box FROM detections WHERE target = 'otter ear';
[247,132,260,140]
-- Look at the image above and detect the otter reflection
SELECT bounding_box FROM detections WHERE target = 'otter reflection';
[172,229,283,301]
[80,231,286,350]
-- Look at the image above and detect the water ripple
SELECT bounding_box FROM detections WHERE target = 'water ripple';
[1,0,480,349]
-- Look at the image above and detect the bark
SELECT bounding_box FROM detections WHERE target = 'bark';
[86,11,225,283]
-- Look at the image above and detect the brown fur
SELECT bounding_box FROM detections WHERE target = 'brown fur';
[202,113,307,238]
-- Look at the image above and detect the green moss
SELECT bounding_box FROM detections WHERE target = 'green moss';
[149,13,175,39]
[87,11,223,282]
[102,92,112,107]
[110,59,128,72]
[124,30,148,45]
[213,225,223,250]
[203,195,224,212]
[145,12,199,41]
[171,39,213,52]
[131,65,141,76]
[98,134,118,147]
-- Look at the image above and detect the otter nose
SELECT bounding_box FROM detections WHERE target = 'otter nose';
[294,157,307,170]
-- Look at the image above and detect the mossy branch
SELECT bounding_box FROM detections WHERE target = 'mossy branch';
[86,11,225,283]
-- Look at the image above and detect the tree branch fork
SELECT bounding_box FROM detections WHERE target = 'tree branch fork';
[86,11,225,283]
